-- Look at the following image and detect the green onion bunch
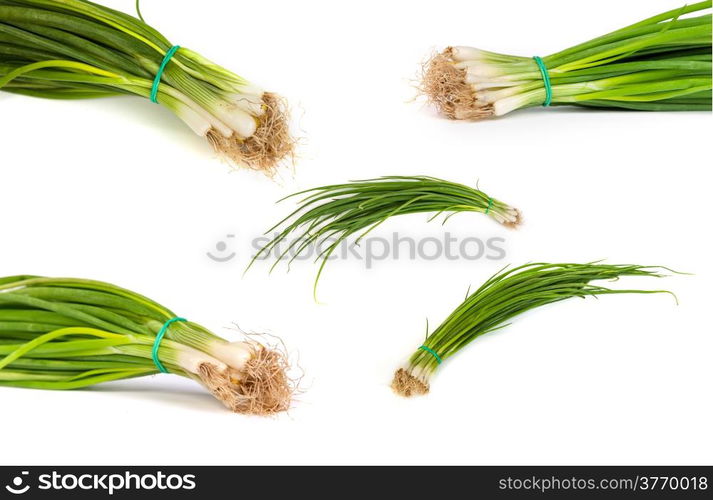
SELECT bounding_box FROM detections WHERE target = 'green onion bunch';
[0,0,294,173]
[422,1,711,120]
[249,176,521,297]
[0,275,294,415]
[393,263,675,397]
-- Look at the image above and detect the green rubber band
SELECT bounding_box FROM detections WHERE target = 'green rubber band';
[150,45,180,104]
[419,345,442,365]
[533,56,552,107]
[152,317,187,373]
[485,198,494,215]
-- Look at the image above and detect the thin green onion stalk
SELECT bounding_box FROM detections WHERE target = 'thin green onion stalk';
[0,275,295,415]
[248,176,521,299]
[392,263,677,397]
[0,0,294,173]
[422,1,712,119]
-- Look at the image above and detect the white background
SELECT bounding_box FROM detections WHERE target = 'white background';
[1,0,711,465]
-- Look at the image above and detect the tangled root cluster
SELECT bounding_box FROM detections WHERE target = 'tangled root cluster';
[207,92,295,176]
[502,208,523,229]
[199,344,294,416]
[503,208,524,229]
[421,48,494,120]
[391,369,430,398]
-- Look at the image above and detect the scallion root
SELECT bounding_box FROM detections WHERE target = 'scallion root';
[391,368,429,397]
[207,93,294,175]
[197,344,293,416]
[422,49,489,120]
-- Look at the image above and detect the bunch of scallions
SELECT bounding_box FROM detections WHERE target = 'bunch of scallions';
[0,0,294,173]
[0,276,294,415]
[248,176,521,299]
[393,263,677,397]
[422,1,712,120]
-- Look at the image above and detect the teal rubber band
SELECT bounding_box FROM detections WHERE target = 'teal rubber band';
[150,45,180,104]
[533,56,552,107]
[152,317,187,373]
[485,198,494,215]
[419,345,442,365]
